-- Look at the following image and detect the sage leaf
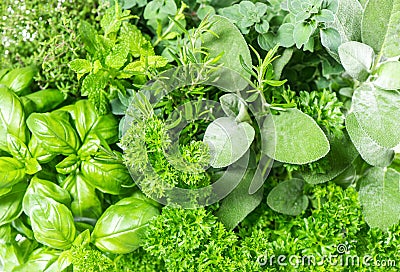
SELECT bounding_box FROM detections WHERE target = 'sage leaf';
[373,61,400,90]
[204,117,255,168]
[361,0,400,57]
[215,169,263,230]
[352,83,400,148]
[328,0,362,42]
[346,113,394,167]
[262,108,330,164]
[202,15,251,91]
[359,167,400,230]
[301,132,359,184]
[338,41,375,81]
[267,178,308,216]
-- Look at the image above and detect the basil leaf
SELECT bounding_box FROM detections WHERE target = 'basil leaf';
[262,108,330,164]
[61,174,102,219]
[12,247,60,272]
[0,182,27,227]
[25,176,71,208]
[0,86,28,153]
[28,135,57,164]
[23,194,76,250]
[204,117,255,168]
[73,100,119,144]
[267,178,309,216]
[81,154,133,195]
[92,193,160,254]
[0,66,37,95]
[0,157,26,190]
[26,112,80,155]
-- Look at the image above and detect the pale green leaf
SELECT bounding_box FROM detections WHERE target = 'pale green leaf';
[202,15,251,91]
[301,132,359,184]
[293,22,315,49]
[346,113,394,167]
[262,108,330,164]
[338,41,375,81]
[327,0,362,42]
[352,83,400,148]
[359,167,400,230]
[204,117,255,168]
[361,0,400,57]
[373,61,400,90]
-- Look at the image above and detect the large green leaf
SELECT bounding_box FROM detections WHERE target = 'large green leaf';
[361,0,400,57]
[359,167,400,230]
[26,112,80,155]
[61,174,102,219]
[373,61,400,90]
[0,182,27,227]
[338,41,375,81]
[0,86,28,152]
[262,109,330,164]
[203,117,255,168]
[215,169,263,230]
[352,83,400,148]
[81,153,132,195]
[328,0,362,42]
[92,193,160,254]
[346,113,394,167]
[300,133,359,184]
[0,157,26,190]
[202,15,251,91]
[23,194,76,250]
[25,176,71,208]
[267,178,309,216]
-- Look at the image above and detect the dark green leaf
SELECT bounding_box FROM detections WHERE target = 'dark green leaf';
[267,178,308,216]
[215,169,263,230]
